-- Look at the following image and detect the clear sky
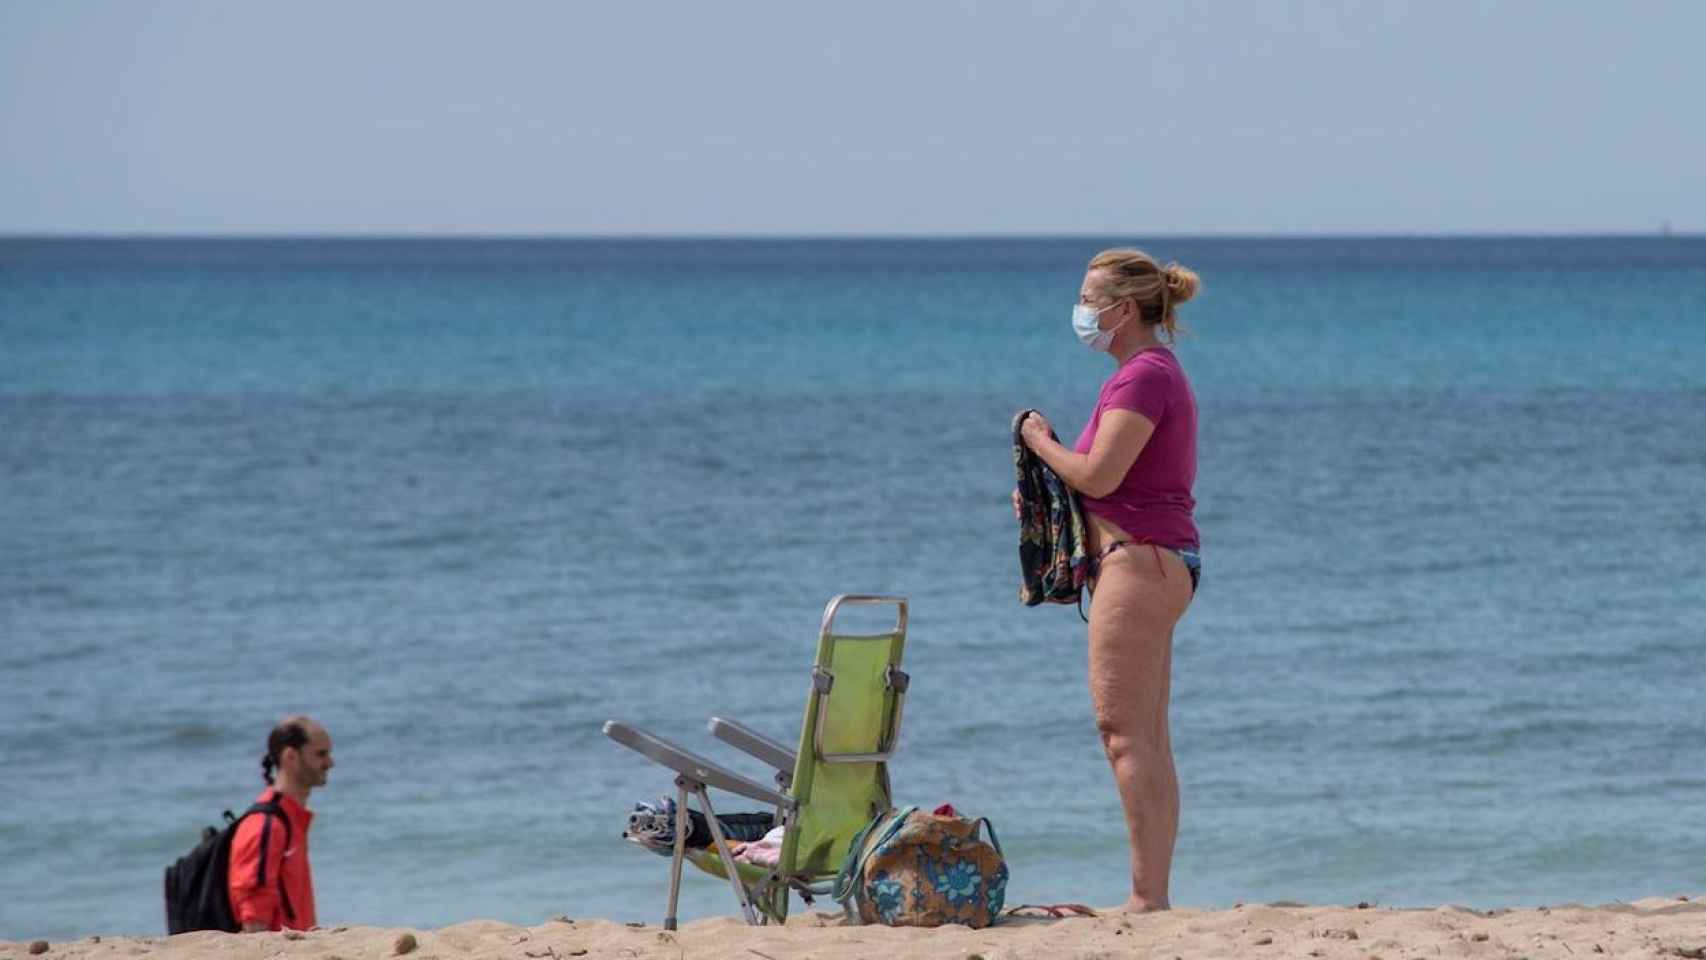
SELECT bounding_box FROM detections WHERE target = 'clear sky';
[3,1,1702,236]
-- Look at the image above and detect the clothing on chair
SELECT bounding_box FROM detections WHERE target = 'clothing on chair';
[623,796,775,855]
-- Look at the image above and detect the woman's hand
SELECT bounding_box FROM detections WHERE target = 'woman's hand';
[1019,411,1054,450]
[1012,488,1023,521]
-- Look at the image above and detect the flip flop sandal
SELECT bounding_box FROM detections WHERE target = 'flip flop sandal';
[1005,903,1099,919]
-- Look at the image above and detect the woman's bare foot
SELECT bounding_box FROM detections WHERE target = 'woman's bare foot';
[1119,896,1170,913]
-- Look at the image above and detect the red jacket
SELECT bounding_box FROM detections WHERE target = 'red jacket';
[227,789,317,931]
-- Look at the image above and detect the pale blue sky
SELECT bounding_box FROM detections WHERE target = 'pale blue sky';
[3,1,1702,236]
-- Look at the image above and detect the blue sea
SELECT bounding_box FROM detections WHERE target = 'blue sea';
[2,237,1703,941]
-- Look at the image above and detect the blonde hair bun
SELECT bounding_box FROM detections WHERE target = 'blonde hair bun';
[1163,263,1200,306]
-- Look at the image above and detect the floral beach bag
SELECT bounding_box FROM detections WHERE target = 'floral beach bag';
[832,804,1009,928]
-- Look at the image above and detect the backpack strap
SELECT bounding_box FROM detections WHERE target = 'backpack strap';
[241,792,297,925]
[245,796,294,851]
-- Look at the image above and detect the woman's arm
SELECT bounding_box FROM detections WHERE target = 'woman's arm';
[1021,408,1156,499]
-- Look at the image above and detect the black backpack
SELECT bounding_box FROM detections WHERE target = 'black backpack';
[163,797,293,934]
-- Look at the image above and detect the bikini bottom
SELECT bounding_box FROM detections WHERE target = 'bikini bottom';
[1088,540,1201,595]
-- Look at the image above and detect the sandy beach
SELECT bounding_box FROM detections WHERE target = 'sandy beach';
[7,897,1702,960]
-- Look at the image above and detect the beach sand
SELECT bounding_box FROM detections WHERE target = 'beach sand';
[7,897,1702,960]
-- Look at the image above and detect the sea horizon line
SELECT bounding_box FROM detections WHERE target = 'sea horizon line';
[1,230,1701,243]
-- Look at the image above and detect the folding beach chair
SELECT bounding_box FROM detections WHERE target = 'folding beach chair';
[603,594,909,929]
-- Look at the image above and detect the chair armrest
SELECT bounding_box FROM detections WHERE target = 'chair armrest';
[707,717,797,773]
[602,720,794,809]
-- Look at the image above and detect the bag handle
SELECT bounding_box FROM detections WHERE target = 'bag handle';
[832,806,916,903]
[974,816,1003,857]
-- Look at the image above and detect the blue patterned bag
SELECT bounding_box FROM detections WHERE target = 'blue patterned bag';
[832,805,1009,928]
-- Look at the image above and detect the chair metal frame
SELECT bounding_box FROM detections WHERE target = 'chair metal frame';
[603,594,908,929]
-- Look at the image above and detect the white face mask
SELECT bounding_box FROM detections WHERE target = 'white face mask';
[1071,302,1123,352]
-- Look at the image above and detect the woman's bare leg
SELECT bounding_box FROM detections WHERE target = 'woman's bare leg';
[1087,539,1193,911]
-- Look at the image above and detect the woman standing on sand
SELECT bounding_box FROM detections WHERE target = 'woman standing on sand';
[1016,248,1201,912]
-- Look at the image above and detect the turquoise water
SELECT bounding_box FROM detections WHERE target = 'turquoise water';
[2,237,1703,940]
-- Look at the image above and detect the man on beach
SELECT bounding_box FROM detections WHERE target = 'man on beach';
[229,716,333,932]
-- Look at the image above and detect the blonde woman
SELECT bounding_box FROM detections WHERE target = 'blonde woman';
[1017,248,1201,912]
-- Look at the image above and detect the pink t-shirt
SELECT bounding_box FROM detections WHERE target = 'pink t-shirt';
[1072,347,1199,550]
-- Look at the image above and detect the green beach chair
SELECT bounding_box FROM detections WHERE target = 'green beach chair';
[603,594,909,928]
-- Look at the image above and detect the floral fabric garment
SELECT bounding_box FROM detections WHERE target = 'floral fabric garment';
[1012,409,1087,607]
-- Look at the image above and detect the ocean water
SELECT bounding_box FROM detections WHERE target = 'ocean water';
[2,237,1703,940]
